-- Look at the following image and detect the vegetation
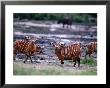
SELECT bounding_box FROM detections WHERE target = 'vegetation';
[14,13,97,25]
[13,62,97,75]
[69,58,97,66]
[80,58,97,66]
[68,58,97,66]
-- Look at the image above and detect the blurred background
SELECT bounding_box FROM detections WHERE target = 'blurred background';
[13,13,97,44]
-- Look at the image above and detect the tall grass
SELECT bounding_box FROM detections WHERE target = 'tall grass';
[80,58,97,66]
[68,58,97,66]
[13,63,97,75]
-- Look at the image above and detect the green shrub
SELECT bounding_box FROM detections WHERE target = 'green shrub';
[14,13,97,25]
[80,58,97,66]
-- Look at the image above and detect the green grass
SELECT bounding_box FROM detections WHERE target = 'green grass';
[80,58,97,66]
[68,58,97,66]
[13,63,97,75]
[77,70,97,75]
[13,64,72,75]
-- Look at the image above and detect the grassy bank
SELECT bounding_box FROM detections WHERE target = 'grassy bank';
[13,62,97,75]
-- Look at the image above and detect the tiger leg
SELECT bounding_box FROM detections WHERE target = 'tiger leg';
[60,58,64,67]
[23,55,28,63]
[77,58,80,67]
[13,54,16,61]
[73,60,76,67]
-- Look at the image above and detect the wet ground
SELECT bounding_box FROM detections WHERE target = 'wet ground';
[13,20,97,72]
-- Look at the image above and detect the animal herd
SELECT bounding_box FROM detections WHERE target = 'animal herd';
[13,36,97,67]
